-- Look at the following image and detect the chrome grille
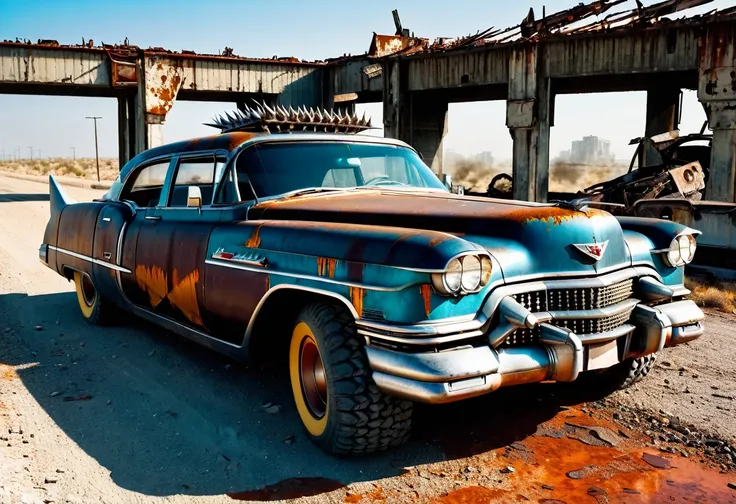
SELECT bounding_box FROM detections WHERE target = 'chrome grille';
[512,279,633,312]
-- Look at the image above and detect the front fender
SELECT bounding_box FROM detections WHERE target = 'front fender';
[206,220,499,324]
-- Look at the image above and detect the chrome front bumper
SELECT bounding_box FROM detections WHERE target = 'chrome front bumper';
[359,269,704,404]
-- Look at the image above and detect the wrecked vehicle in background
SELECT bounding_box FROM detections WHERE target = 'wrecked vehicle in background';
[579,130,711,216]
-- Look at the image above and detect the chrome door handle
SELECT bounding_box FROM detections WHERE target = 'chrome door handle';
[145,216,161,221]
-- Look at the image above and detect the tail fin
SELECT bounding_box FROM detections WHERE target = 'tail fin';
[49,175,75,216]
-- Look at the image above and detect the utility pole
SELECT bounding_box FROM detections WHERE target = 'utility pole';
[70,146,76,160]
[86,116,102,182]
[27,146,33,160]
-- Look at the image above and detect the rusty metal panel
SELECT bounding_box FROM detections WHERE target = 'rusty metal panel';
[544,27,700,78]
[0,45,109,85]
[144,55,185,120]
[406,49,510,91]
[332,58,383,95]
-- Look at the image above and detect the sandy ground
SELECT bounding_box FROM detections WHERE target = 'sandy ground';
[0,174,734,504]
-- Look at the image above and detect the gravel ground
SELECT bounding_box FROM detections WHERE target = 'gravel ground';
[0,174,734,504]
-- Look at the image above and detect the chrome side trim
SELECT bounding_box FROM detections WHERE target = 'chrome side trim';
[205,258,417,292]
[356,316,483,337]
[50,246,132,274]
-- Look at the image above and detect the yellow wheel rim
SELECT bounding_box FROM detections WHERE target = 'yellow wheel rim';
[74,271,96,319]
[290,321,328,437]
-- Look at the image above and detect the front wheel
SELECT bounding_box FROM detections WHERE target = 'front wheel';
[578,353,658,393]
[288,302,413,456]
[72,271,119,325]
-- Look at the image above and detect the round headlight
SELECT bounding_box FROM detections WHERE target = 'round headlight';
[444,258,463,293]
[461,255,482,291]
[480,256,493,286]
[664,234,697,267]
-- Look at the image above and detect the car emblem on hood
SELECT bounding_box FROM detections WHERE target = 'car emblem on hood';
[573,240,609,261]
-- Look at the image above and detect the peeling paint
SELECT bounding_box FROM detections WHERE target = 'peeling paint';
[420,284,433,317]
[245,225,262,248]
[135,264,168,308]
[349,286,364,318]
[168,268,204,327]
[317,257,337,278]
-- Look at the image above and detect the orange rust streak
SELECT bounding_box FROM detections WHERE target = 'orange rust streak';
[506,206,608,226]
[167,268,204,327]
[420,284,432,317]
[349,287,364,318]
[135,265,168,308]
[245,225,262,248]
[317,257,327,277]
[1,364,17,381]
[327,258,337,278]
[226,131,257,150]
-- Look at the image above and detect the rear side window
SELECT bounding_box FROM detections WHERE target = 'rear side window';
[168,158,222,207]
[120,161,170,207]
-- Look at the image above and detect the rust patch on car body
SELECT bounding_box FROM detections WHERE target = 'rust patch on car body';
[135,264,168,308]
[317,257,337,278]
[505,206,608,226]
[350,287,364,318]
[420,284,433,317]
[168,268,204,327]
[244,225,263,248]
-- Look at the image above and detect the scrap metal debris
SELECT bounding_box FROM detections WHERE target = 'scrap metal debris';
[579,131,711,215]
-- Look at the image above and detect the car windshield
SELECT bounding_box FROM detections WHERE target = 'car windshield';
[234,141,448,199]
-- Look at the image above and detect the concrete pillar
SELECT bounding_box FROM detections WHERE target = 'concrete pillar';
[698,24,736,202]
[507,45,551,202]
[117,95,131,170]
[645,86,680,138]
[382,61,448,169]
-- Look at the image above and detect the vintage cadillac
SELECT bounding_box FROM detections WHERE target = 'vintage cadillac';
[40,104,705,456]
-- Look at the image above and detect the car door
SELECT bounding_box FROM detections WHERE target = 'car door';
[90,200,135,306]
[114,158,174,308]
[133,154,225,332]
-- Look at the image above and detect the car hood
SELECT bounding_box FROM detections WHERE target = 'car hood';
[250,190,630,279]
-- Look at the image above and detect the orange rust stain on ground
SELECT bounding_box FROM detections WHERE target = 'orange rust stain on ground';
[168,268,203,327]
[506,206,608,226]
[343,491,362,503]
[135,265,168,308]
[0,365,17,380]
[434,486,511,503]
[245,224,263,248]
[420,284,433,317]
[350,287,364,318]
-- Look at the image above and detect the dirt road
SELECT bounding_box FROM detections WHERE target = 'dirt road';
[0,173,734,504]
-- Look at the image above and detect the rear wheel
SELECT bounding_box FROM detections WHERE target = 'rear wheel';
[288,301,413,455]
[73,271,118,325]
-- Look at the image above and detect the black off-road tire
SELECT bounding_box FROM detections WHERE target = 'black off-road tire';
[288,301,413,456]
[580,353,658,393]
[73,271,120,326]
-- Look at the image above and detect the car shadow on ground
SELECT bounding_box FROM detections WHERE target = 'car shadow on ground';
[0,291,611,500]
[0,193,50,203]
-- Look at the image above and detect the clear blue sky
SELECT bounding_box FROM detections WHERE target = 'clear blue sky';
[0,0,731,162]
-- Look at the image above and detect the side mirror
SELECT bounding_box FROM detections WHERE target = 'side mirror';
[187,186,202,209]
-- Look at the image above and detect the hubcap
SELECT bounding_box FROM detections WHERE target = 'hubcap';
[299,336,327,419]
[80,274,96,307]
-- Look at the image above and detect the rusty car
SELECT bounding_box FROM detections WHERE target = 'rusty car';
[39,103,705,455]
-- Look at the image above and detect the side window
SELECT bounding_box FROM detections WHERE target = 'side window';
[168,158,221,207]
[120,161,170,207]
